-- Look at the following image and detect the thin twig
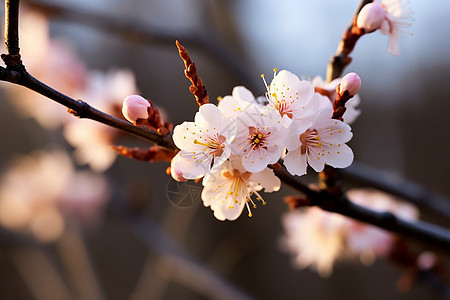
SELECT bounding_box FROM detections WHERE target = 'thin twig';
[0,66,177,151]
[326,0,372,82]
[176,40,209,106]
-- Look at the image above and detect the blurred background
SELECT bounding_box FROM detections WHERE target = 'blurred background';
[0,0,449,299]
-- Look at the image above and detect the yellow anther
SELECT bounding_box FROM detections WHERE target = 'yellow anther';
[261,74,265,78]
[257,134,263,139]
[254,138,260,144]
[273,68,278,72]
[248,213,253,217]
[217,96,223,101]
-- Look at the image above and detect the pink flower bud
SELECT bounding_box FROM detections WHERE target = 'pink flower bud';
[122,95,150,124]
[340,73,361,96]
[356,3,386,32]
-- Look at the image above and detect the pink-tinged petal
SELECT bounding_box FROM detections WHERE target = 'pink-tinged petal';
[232,86,256,104]
[210,146,231,173]
[306,146,326,173]
[339,73,361,96]
[285,120,311,151]
[172,122,202,151]
[284,148,308,176]
[172,151,213,179]
[201,174,247,221]
[287,80,315,109]
[194,103,223,130]
[249,168,281,192]
[170,154,188,182]
[379,19,390,35]
[242,146,271,173]
[212,200,246,221]
[356,3,386,32]
[316,119,353,144]
[320,144,354,169]
[217,116,237,141]
[218,95,244,118]
[281,114,294,128]
[386,28,400,56]
[343,95,361,125]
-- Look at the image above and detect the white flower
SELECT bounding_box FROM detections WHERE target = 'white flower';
[172,104,237,179]
[281,208,346,277]
[357,0,413,56]
[262,69,315,126]
[231,100,285,173]
[201,155,280,221]
[311,75,361,125]
[284,105,354,176]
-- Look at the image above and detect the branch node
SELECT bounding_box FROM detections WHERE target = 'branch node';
[68,100,90,118]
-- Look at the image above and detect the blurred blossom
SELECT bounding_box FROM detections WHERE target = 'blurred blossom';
[3,8,87,129]
[281,188,418,277]
[0,150,110,243]
[63,69,139,171]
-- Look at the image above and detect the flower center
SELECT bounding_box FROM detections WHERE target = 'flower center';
[299,129,321,155]
[193,133,226,156]
[248,126,269,149]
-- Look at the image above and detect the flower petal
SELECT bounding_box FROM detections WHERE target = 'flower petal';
[249,168,281,192]
[232,86,256,104]
[284,148,308,176]
[172,151,213,179]
[194,103,224,130]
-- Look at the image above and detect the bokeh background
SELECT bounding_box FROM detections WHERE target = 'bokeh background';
[0,0,449,299]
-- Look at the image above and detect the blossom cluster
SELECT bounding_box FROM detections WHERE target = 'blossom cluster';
[163,70,361,221]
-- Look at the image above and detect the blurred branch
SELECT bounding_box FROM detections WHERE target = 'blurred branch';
[56,227,106,300]
[275,166,450,251]
[340,162,450,220]
[11,247,72,300]
[24,0,260,92]
[120,213,254,300]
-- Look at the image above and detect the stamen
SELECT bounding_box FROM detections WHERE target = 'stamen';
[193,139,210,147]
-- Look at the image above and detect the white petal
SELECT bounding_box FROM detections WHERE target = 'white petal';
[218,95,244,118]
[284,148,308,176]
[194,103,223,130]
[242,146,270,173]
[172,122,202,152]
[316,119,353,144]
[249,168,281,192]
[322,144,354,169]
[386,28,400,56]
[232,86,256,104]
[172,151,213,179]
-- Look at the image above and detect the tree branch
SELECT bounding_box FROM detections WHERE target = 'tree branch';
[3,0,450,253]
[275,166,450,251]
[5,0,20,56]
